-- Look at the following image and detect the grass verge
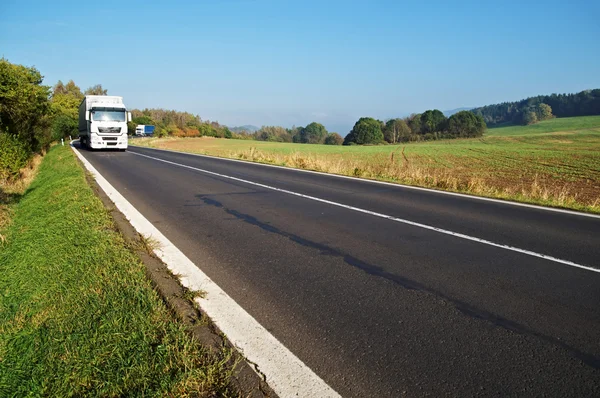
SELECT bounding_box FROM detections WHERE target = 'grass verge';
[132,116,600,214]
[0,145,237,396]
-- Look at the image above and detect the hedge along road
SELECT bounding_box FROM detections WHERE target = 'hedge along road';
[76,143,600,397]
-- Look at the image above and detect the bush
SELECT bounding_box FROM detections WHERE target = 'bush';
[324,133,343,145]
[0,133,31,180]
[344,117,384,145]
[52,114,78,140]
[155,127,167,138]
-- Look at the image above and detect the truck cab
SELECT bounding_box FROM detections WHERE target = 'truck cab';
[79,96,131,150]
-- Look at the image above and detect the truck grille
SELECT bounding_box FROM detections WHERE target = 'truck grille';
[102,137,118,141]
[98,127,121,134]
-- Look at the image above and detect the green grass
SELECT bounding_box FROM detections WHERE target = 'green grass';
[132,116,600,213]
[0,145,237,397]
[486,115,600,136]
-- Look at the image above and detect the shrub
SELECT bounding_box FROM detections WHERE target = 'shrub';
[52,114,78,140]
[344,117,384,145]
[154,127,167,138]
[0,133,31,180]
[324,133,343,145]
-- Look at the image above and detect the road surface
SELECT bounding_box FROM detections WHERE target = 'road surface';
[77,144,600,397]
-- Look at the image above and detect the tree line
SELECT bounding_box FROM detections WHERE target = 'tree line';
[471,89,600,126]
[342,110,486,145]
[129,108,237,139]
[250,110,486,146]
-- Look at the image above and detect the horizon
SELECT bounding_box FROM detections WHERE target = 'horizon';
[1,0,599,134]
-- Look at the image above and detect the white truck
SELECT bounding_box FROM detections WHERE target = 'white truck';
[78,95,131,150]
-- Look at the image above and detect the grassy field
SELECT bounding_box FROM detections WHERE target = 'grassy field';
[0,145,237,396]
[133,116,600,213]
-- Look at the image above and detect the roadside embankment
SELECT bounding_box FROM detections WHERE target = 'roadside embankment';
[0,145,238,396]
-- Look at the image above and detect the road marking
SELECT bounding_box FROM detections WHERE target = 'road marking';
[71,144,342,398]
[131,150,600,274]
[129,144,600,220]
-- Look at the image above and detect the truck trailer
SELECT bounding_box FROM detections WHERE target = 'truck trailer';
[135,125,155,136]
[78,95,131,150]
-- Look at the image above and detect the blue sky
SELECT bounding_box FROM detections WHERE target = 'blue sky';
[1,0,599,134]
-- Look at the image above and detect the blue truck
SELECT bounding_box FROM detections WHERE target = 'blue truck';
[135,125,155,136]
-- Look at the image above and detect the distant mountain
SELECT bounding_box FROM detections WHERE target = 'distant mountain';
[229,125,259,133]
[443,107,474,117]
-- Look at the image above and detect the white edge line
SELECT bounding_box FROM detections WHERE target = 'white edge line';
[70,143,342,398]
[129,143,600,220]
[130,149,599,274]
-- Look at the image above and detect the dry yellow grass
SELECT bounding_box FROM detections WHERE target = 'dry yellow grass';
[230,147,591,211]
[134,134,600,213]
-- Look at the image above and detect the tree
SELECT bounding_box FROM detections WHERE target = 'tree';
[132,115,155,126]
[0,58,51,153]
[420,110,447,134]
[52,114,78,140]
[324,132,343,145]
[84,84,108,95]
[384,118,411,143]
[344,117,384,145]
[523,111,538,125]
[537,103,553,121]
[406,114,421,135]
[50,79,83,139]
[470,89,600,126]
[446,111,486,138]
[298,122,328,144]
[255,126,291,142]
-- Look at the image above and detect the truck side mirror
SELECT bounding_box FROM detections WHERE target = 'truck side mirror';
[128,112,132,122]
[85,111,90,121]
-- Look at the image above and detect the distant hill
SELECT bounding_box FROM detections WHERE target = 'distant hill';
[443,107,473,117]
[229,125,259,133]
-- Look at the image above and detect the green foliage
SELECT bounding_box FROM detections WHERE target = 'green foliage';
[49,79,83,142]
[344,117,384,145]
[83,84,107,95]
[127,121,137,136]
[0,58,51,154]
[51,114,78,140]
[0,133,30,180]
[537,103,553,121]
[130,108,237,140]
[384,118,411,143]
[420,110,447,134]
[472,89,600,126]
[324,132,343,145]
[132,115,155,126]
[155,127,168,138]
[298,122,328,144]
[407,114,422,135]
[523,111,538,125]
[446,111,486,138]
[255,126,292,142]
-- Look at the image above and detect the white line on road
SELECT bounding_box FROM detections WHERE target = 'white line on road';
[131,150,600,274]
[71,144,342,398]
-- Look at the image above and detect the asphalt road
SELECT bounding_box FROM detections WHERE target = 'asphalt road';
[77,144,600,397]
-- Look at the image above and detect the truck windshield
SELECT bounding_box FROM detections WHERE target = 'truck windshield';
[91,108,126,122]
